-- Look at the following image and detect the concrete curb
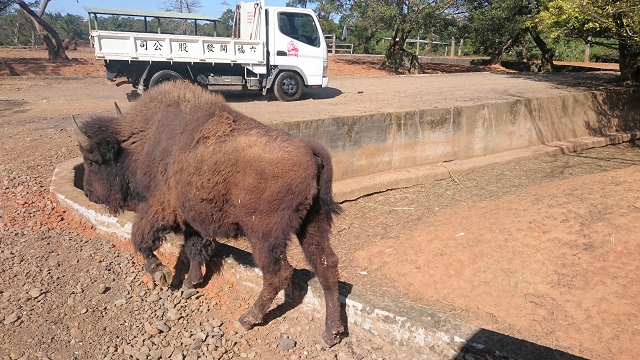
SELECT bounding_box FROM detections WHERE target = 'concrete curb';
[334,133,639,202]
[49,133,621,358]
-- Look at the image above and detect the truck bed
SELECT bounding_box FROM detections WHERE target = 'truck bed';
[91,30,265,65]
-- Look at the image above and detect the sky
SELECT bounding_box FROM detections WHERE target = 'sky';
[45,0,291,19]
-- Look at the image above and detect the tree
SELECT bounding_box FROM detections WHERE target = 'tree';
[351,0,455,73]
[44,12,88,42]
[217,8,234,37]
[464,0,538,65]
[535,0,640,81]
[14,0,68,60]
[161,0,202,34]
[161,0,202,13]
[285,0,342,40]
[346,0,387,54]
[286,0,314,7]
[0,0,13,14]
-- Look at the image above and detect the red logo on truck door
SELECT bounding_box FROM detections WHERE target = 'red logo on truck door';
[287,41,299,57]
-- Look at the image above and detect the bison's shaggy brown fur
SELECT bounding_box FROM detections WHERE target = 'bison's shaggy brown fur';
[74,82,343,345]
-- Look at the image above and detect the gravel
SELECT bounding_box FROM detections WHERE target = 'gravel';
[5,97,638,359]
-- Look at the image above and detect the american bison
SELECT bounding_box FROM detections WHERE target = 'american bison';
[72,82,343,346]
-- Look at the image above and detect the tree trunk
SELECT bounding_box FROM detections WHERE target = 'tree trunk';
[14,0,69,60]
[37,0,50,17]
[382,27,421,74]
[362,28,376,54]
[613,10,640,82]
[529,28,555,72]
[13,19,20,46]
[583,36,591,63]
[489,31,520,65]
[29,22,37,48]
[426,39,433,55]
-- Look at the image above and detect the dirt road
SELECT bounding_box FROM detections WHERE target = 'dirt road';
[1,47,620,126]
[1,70,620,126]
[2,48,638,360]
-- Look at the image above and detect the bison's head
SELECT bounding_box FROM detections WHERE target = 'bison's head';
[72,115,136,214]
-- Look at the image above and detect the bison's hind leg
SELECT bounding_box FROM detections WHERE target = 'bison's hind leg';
[238,234,294,330]
[182,229,216,289]
[297,203,343,346]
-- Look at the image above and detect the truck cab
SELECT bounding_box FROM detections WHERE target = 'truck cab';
[84,1,328,101]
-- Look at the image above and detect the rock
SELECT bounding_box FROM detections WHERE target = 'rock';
[155,322,170,333]
[171,351,184,360]
[182,289,197,299]
[321,353,337,360]
[3,313,19,325]
[149,349,162,360]
[167,309,182,321]
[189,337,203,351]
[114,298,127,306]
[145,322,160,336]
[98,284,108,294]
[161,346,175,359]
[211,349,225,360]
[337,352,356,360]
[147,294,160,302]
[279,337,296,351]
[123,345,136,356]
[9,349,24,360]
[28,288,41,298]
[70,327,83,342]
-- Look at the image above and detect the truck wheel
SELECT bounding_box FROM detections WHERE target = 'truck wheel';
[148,70,183,88]
[273,71,304,102]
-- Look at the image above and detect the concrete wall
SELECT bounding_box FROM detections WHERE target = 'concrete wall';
[273,89,640,182]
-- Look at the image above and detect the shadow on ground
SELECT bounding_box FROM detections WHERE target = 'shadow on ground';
[458,330,587,360]
[222,86,343,103]
[124,87,343,103]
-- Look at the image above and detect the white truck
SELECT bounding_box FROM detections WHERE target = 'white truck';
[83,1,328,101]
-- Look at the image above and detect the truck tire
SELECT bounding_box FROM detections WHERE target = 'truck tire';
[273,71,304,102]
[148,70,183,88]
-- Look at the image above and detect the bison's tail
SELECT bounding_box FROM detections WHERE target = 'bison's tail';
[304,138,342,217]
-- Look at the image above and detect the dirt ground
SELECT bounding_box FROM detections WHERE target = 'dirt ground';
[1,47,637,360]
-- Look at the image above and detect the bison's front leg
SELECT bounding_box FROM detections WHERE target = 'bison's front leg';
[131,211,173,288]
[182,230,216,289]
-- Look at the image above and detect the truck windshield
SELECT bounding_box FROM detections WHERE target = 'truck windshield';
[277,12,319,47]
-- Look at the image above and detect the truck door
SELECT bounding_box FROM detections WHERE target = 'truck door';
[270,9,325,86]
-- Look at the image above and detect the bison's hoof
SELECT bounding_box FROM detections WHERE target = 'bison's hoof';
[322,327,343,347]
[152,266,173,288]
[182,277,201,289]
[237,312,260,330]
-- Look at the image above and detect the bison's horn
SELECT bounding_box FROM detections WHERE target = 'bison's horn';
[114,102,122,117]
[71,115,96,153]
